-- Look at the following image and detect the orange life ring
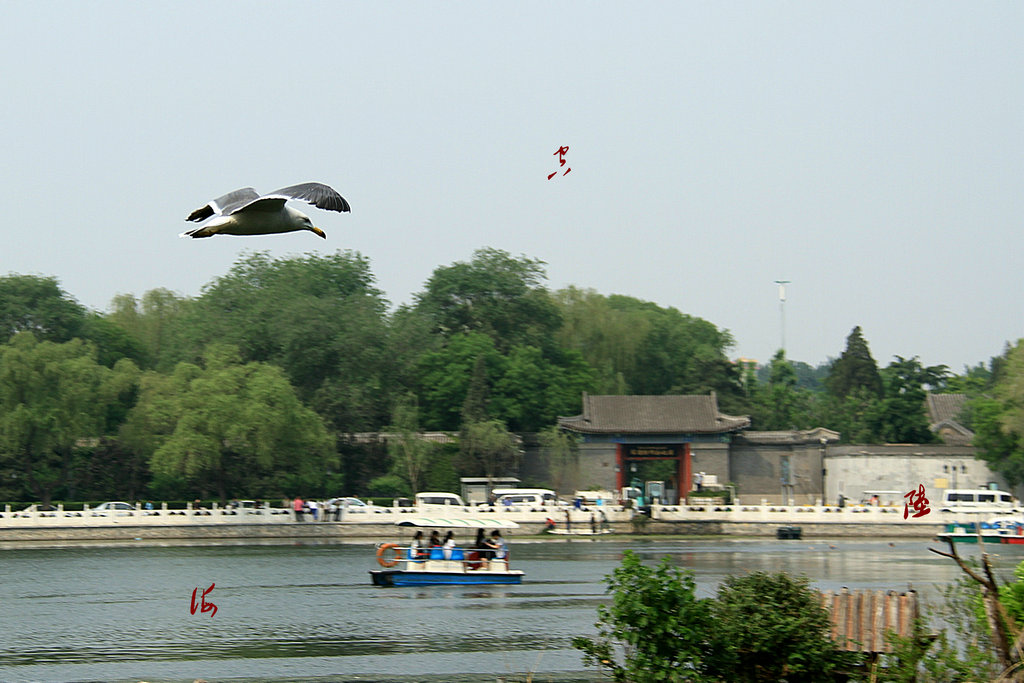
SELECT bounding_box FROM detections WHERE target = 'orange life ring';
[376,543,400,568]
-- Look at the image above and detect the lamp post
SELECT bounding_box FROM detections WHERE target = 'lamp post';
[774,280,790,354]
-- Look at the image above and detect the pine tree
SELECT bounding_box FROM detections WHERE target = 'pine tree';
[825,326,883,399]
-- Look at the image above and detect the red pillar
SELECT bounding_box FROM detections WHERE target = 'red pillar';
[678,444,691,504]
[615,443,624,493]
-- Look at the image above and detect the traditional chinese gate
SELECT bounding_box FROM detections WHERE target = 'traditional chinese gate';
[615,443,691,504]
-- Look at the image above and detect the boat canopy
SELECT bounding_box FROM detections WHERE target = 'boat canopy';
[395,517,520,529]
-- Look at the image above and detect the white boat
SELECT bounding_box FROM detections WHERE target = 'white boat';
[369,518,525,587]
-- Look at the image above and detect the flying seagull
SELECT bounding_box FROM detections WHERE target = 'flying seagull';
[182,182,350,239]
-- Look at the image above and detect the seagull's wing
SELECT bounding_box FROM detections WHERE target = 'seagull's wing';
[186,188,260,222]
[267,182,351,213]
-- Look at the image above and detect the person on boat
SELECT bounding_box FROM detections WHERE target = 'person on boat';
[410,530,426,560]
[442,531,456,560]
[489,530,508,564]
[474,528,492,568]
[429,530,442,547]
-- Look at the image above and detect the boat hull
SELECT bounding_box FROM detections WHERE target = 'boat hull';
[370,569,524,586]
[938,519,1024,545]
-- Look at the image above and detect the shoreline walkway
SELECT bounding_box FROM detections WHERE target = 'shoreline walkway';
[0,501,957,542]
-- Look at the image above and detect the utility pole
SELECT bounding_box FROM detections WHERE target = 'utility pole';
[774,280,790,354]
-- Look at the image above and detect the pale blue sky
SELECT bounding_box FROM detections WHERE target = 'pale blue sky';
[1,2,1020,372]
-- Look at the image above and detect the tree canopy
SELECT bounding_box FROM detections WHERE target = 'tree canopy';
[972,341,1024,485]
[0,250,1010,502]
[574,551,857,682]
[0,333,138,504]
[824,326,883,400]
[122,344,335,500]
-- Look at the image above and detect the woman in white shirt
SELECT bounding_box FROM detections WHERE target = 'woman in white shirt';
[442,531,456,560]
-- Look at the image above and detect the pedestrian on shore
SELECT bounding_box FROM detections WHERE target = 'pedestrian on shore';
[292,496,304,522]
[308,499,319,521]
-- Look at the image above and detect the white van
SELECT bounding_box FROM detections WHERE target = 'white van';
[414,492,467,508]
[489,488,563,508]
[939,489,1018,513]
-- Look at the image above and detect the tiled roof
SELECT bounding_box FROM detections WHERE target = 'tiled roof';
[926,393,967,424]
[925,393,974,444]
[558,393,750,434]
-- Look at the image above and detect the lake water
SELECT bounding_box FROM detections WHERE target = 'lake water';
[0,536,1012,682]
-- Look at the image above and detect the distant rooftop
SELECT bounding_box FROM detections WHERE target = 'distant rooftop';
[925,393,974,445]
[558,393,750,435]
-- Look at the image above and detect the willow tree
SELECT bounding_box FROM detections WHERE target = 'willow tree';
[0,333,139,504]
[123,344,335,501]
[459,419,519,481]
[384,393,435,495]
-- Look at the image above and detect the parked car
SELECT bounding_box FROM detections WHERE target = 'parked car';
[90,501,137,516]
[414,492,467,508]
[326,497,389,514]
[488,488,565,509]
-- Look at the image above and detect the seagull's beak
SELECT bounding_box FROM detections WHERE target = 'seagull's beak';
[311,226,326,239]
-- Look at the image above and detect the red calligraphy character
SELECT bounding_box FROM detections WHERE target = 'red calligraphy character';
[190,582,218,617]
[547,146,571,179]
[903,484,931,519]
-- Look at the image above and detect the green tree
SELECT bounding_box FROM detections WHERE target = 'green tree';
[872,356,950,443]
[971,341,1024,485]
[458,419,519,480]
[188,251,391,432]
[384,393,436,495]
[704,571,856,682]
[418,332,500,430]
[106,288,194,371]
[122,344,335,501]
[0,333,139,504]
[489,344,594,431]
[573,551,711,682]
[880,577,999,682]
[418,332,593,432]
[576,554,859,683]
[0,274,146,368]
[555,289,744,409]
[538,425,578,493]
[750,350,814,430]
[0,274,87,343]
[825,326,884,400]
[554,286,647,394]
[415,247,562,352]
[819,387,883,444]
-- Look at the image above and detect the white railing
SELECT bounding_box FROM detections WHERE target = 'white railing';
[650,502,972,525]
[0,502,634,528]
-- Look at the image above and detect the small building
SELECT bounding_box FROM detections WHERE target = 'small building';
[557,393,750,504]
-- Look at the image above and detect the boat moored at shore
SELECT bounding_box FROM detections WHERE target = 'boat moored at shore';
[936,516,1024,545]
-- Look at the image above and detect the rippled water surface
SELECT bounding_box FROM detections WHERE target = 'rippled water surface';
[0,536,1006,682]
